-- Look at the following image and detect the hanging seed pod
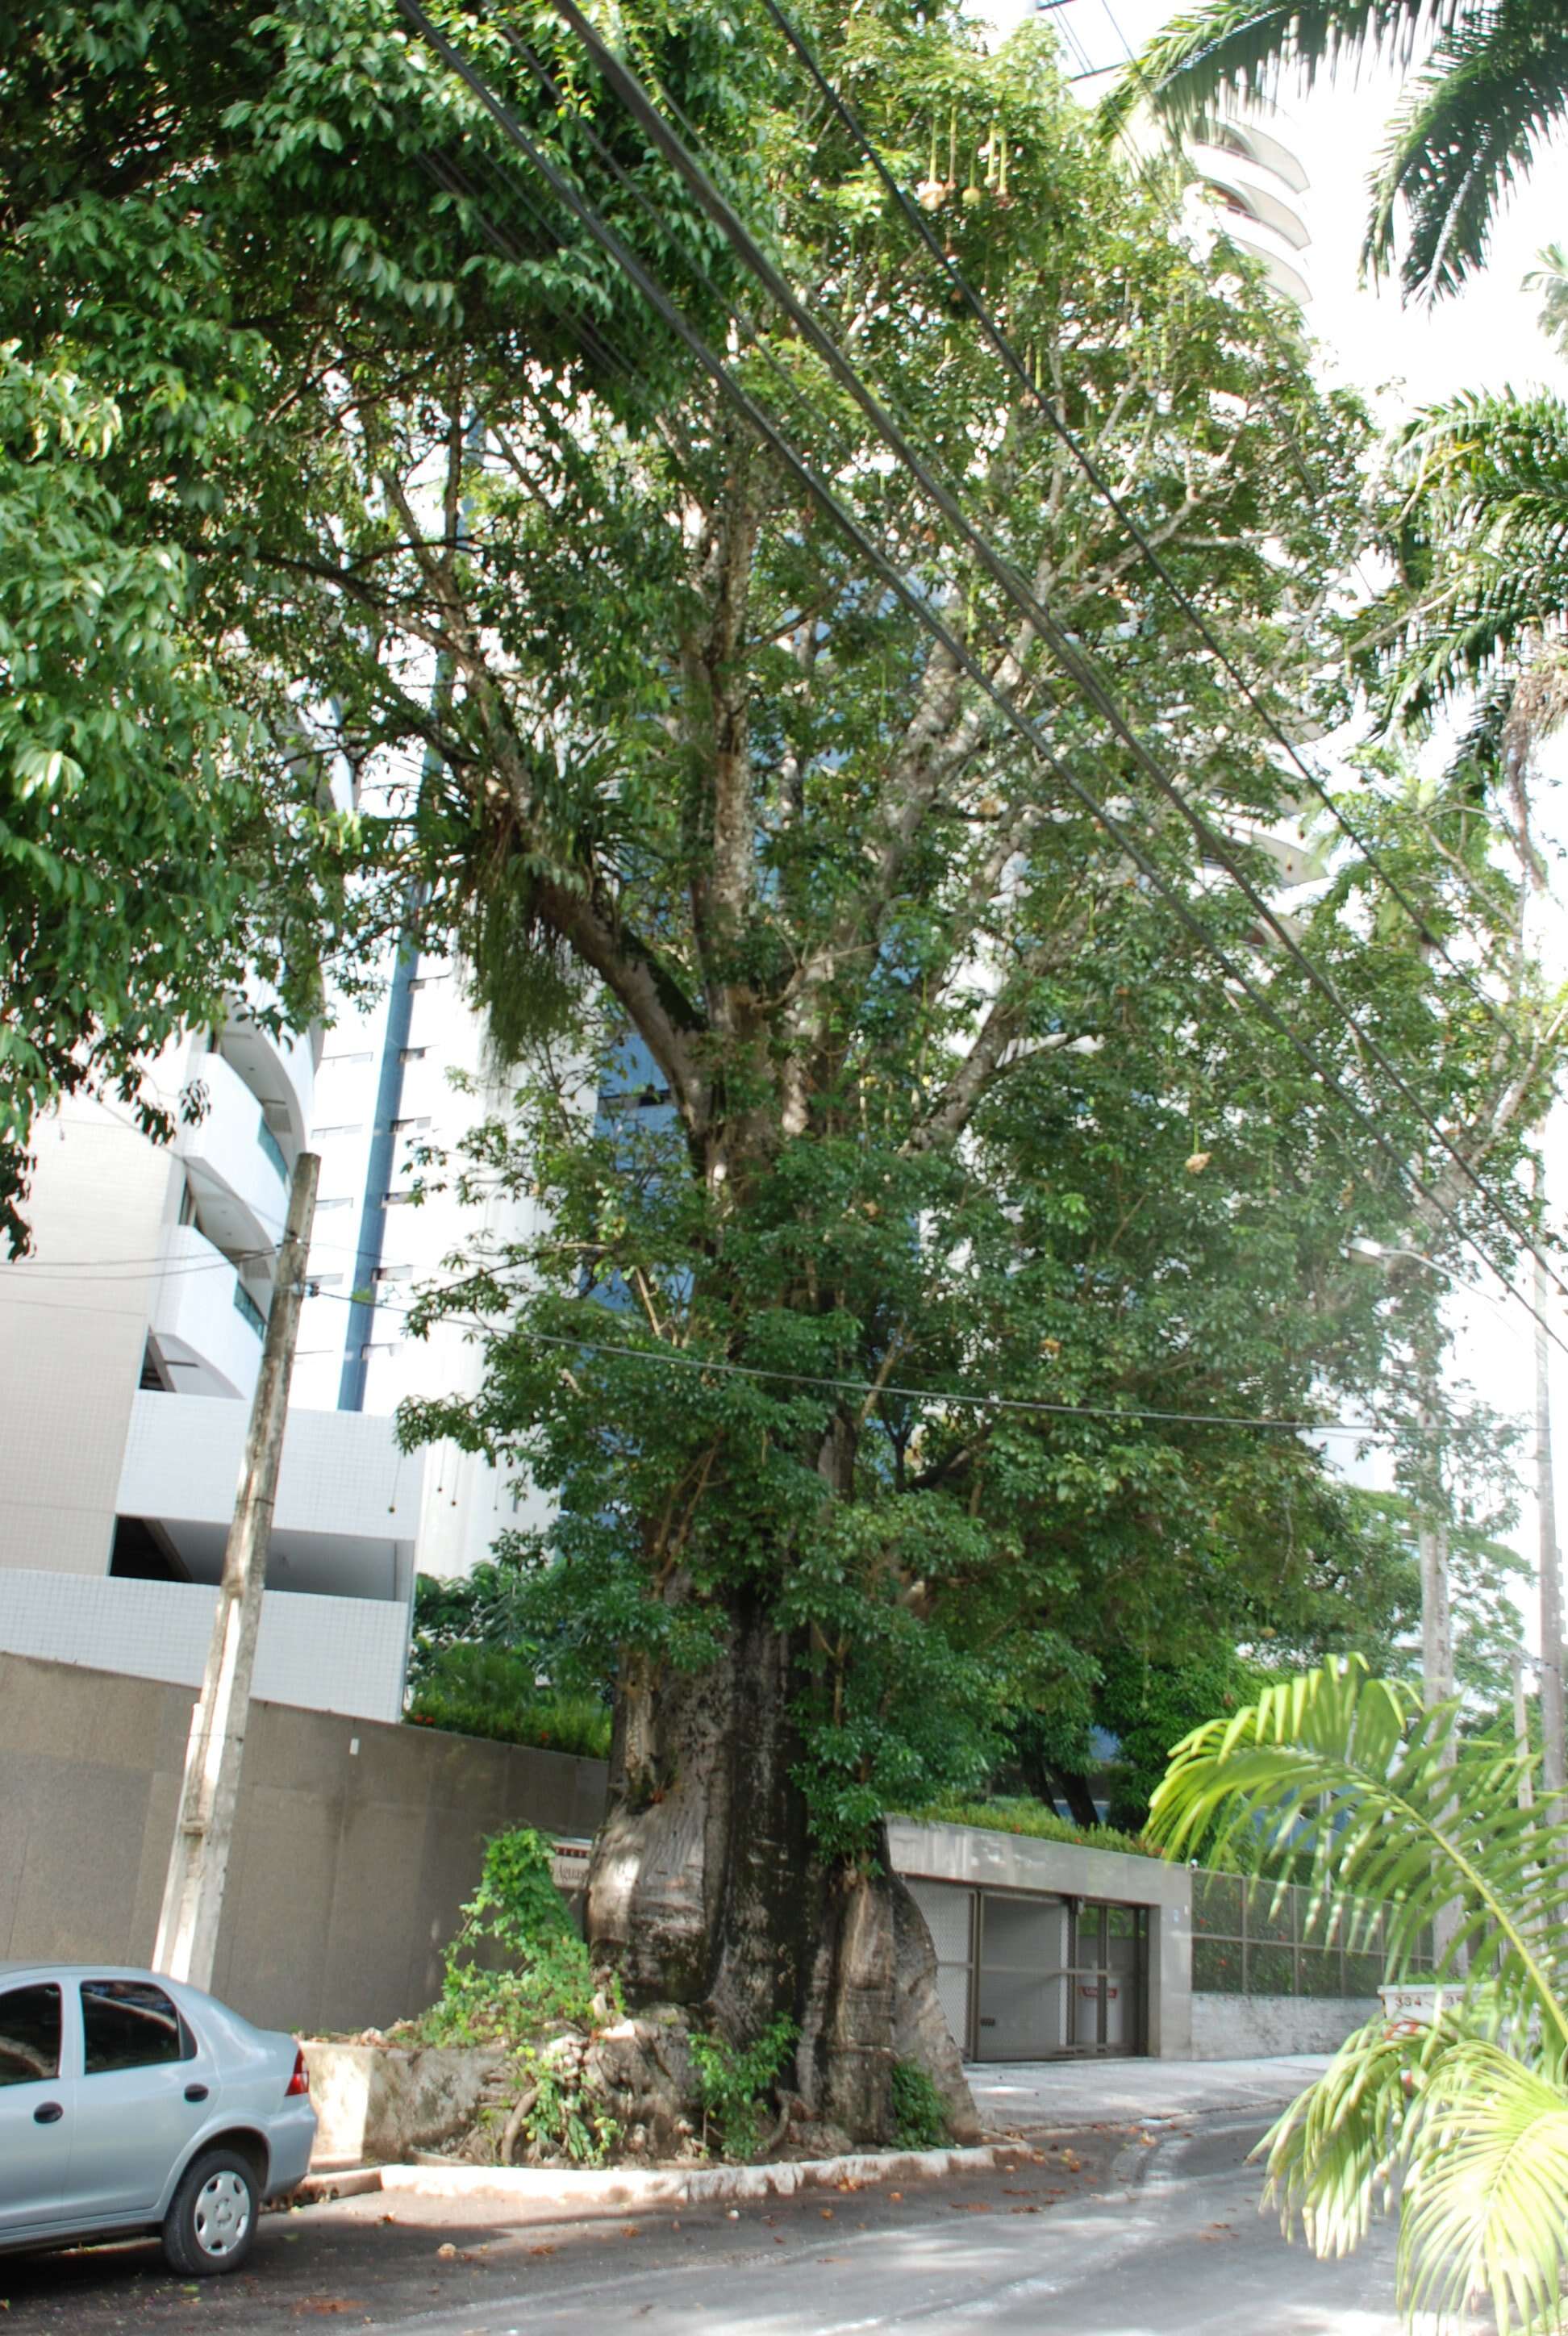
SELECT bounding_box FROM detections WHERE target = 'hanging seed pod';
[917,119,944,210]
[996,123,1011,204]
[947,104,957,190]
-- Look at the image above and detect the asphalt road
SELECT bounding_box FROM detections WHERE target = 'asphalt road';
[0,2113,1487,2334]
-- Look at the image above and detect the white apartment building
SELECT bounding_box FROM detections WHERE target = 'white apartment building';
[0,1009,425,1721]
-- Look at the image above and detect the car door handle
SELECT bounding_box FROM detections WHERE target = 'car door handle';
[33,2102,64,2125]
[184,2084,209,2103]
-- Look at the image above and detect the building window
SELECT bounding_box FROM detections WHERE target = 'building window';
[311,1123,364,1139]
[398,1046,427,1063]
[391,1116,432,1133]
[322,1049,373,1066]
[383,1191,415,1208]
[233,1280,267,1337]
[256,1115,288,1183]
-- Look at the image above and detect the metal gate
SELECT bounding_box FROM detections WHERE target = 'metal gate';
[907,1879,1148,2061]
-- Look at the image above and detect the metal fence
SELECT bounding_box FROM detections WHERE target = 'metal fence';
[1191,1870,1434,1999]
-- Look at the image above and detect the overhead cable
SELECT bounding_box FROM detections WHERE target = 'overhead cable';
[390,0,1568,1358]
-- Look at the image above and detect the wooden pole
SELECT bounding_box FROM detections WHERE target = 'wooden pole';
[153,1151,319,1990]
[1535,1225,1566,1817]
[1512,1648,1536,1813]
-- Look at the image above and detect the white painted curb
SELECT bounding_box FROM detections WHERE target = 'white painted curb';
[376,2140,1033,2215]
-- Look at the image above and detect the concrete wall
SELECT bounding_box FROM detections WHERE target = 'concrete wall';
[0,1653,607,2036]
[0,1570,413,1723]
[1191,1992,1378,2059]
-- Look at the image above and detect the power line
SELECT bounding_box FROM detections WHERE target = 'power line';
[540,0,1567,1323]
[749,0,1526,1062]
[305,1271,1402,1437]
[442,5,1568,1363]
[390,0,1568,1359]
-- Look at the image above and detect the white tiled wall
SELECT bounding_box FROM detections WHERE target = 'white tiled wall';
[0,1568,409,1721]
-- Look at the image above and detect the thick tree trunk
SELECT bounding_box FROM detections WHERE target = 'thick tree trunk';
[585,1588,978,2149]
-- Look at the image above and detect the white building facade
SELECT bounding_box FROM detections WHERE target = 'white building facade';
[0,1011,425,1721]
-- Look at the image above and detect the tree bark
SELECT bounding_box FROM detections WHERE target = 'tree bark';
[584,1589,978,2147]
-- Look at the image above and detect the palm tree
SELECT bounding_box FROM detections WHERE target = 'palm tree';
[1111,2,1568,304]
[1366,382,1568,734]
[1152,1658,1568,2334]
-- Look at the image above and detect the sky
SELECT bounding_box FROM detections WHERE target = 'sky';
[974,0,1568,1655]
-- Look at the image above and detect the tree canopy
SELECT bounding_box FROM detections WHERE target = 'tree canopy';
[6,0,1564,2137]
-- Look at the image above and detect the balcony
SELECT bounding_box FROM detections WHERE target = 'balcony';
[217,1004,318,1158]
[176,1050,290,1259]
[148,1225,265,1400]
[116,1392,424,1606]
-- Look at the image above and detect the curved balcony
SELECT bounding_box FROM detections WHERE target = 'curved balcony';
[176,1051,290,1259]
[217,1003,318,1158]
[148,1225,265,1400]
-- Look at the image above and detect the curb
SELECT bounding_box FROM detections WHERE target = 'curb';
[291,2168,390,2205]
[369,2140,1035,2217]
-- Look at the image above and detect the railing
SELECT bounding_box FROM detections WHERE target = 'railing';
[1192,1870,1434,1998]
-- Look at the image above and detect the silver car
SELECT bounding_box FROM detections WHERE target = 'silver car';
[0,1963,316,2276]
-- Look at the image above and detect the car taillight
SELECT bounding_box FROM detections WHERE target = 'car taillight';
[286,2047,310,2098]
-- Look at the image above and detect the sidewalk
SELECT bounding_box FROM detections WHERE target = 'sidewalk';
[970,2054,1328,2134]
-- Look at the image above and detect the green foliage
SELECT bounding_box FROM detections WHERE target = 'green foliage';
[419,1828,596,2048]
[389,0,1551,1895]
[1150,1658,1568,2334]
[0,0,751,1244]
[511,2043,619,2167]
[890,2061,950,2151]
[907,1796,1156,1862]
[408,1644,613,1761]
[689,2018,798,2163]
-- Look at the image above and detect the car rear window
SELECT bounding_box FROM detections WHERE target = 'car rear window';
[81,1979,192,2074]
[0,1983,61,2086]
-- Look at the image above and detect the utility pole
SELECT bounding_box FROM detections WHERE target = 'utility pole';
[1535,1224,1566,1816]
[1512,1648,1536,1813]
[153,1150,319,1990]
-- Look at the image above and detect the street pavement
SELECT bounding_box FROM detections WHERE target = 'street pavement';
[0,2063,1487,2334]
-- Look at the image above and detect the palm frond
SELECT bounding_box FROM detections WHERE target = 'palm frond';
[1360,387,1568,719]
[1159,1663,1568,2332]
[1364,3,1568,302]
[1149,1658,1568,2039]
[1523,243,1568,359]
[1107,2,1464,140]
[1400,2038,1568,2334]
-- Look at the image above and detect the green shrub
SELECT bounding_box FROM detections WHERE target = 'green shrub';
[417,1827,596,2048]
[689,2017,798,2163]
[890,2060,949,2150]
[407,1645,613,1760]
[904,1794,1157,1860]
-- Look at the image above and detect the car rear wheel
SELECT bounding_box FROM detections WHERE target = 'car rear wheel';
[161,2148,258,2277]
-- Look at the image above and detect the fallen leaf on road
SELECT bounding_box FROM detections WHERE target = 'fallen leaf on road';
[436,2243,457,2260]
[948,2202,990,2213]
[621,2224,642,2238]
[528,2246,557,2259]
[819,2208,834,2220]
[294,2304,361,2318]
[1009,2206,1040,2216]
[888,2192,903,2203]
